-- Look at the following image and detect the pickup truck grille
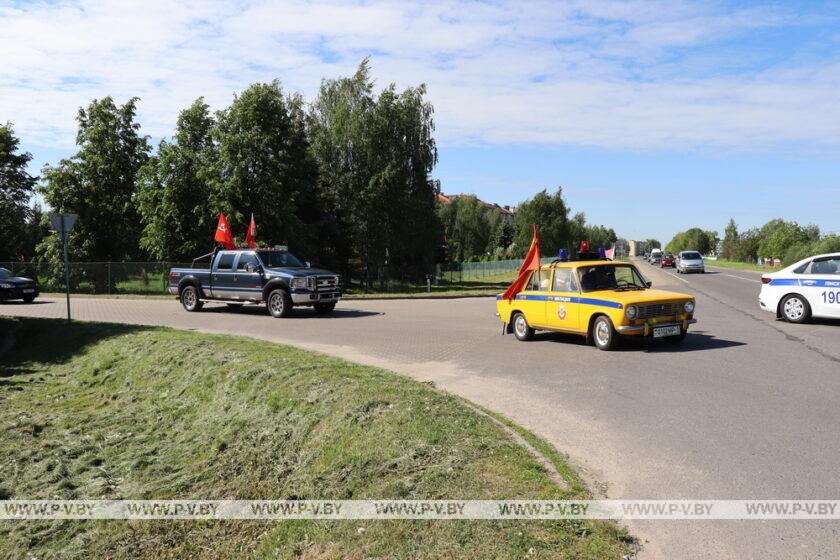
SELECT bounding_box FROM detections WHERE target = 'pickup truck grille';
[316,276,338,291]
[637,301,682,319]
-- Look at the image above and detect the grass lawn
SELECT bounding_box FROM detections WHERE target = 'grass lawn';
[704,259,771,273]
[0,318,632,559]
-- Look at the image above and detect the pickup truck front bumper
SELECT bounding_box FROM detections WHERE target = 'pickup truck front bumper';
[291,290,342,304]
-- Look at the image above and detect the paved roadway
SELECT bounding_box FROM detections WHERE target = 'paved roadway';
[3,260,840,559]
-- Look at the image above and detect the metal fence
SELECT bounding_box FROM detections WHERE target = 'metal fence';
[0,262,192,296]
[1,258,548,296]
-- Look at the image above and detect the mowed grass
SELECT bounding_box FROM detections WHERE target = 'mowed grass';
[0,318,633,559]
[704,259,772,273]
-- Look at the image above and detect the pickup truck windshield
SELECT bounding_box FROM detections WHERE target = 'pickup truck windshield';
[578,264,647,292]
[257,250,304,268]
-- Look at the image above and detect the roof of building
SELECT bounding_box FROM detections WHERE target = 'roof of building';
[436,193,516,216]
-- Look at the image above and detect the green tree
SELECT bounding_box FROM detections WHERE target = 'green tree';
[309,60,440,281]
[488,215,514,256]
[666,228,714,255]
[643,239,661,253]
[137,98,217,261]
[0,123,38,260]
[212,81,320,256]
[734,228,762,263]
[513,187,570,257]
[437,195,493,261]
[720,219,739,260]
[38,97,150,263]
[758,219,819,260]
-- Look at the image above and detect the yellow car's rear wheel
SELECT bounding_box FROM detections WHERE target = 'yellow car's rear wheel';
[512,312,534,341]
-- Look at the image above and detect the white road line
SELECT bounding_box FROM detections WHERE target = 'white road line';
[640,263,689,284]
[659,269,689,284]
[719,273,759,283]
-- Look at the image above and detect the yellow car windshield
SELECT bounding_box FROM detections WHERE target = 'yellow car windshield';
[577,264,647,292]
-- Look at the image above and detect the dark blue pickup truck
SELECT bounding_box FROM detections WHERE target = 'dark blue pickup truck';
[167,248,341,318]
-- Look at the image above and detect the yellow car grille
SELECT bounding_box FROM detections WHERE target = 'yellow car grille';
[637,301,683,319]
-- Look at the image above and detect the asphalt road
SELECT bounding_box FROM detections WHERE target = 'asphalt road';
[4,259,840,559]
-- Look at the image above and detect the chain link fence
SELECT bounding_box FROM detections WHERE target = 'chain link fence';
[0,262,191,296]
[1,258,550,296]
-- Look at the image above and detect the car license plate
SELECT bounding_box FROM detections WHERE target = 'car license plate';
[23,288,35,293]
[653,325,681,338]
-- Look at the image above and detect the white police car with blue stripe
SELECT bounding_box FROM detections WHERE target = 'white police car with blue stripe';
[759,253,840,323]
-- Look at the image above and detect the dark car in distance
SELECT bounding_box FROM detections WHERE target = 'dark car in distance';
[660,254,675,268]
[0,267,39,303]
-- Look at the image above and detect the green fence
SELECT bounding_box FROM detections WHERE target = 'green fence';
[0,262,192,296]
[1,258,549,296]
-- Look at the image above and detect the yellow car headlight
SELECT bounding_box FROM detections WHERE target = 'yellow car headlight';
[684,301,695,313]
[625,305,638,319]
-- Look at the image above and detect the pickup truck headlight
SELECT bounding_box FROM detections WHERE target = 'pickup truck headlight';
[290,278,308,289]
[684,301,695,313]
[0,283,13,289]
[625,305,637,319]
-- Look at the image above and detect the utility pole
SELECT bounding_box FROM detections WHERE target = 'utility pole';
[48,213,78,323]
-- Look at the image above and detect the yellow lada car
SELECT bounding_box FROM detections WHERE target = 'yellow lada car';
[496,260,696,350]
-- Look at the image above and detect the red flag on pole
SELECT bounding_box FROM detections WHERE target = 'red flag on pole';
[214,212,235,249]
[245,213,257,249]
[501,224,541,300]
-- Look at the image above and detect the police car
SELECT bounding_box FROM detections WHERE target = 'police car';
[759,253,840,323]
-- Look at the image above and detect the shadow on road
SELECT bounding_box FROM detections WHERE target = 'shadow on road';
[0,318,151,379]
[533,329,746,353]
[0,300,51,305]
[622,329,746,353]
[201,304,382,319]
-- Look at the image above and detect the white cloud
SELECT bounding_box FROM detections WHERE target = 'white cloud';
[1,0,838,154]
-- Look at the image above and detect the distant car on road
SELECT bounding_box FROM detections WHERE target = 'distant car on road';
[496,256,696,350]
[759,253,840,323]
[168,248,341,318]
[660,254,675,268]
[676,251,705,274]
[0,267,39,303]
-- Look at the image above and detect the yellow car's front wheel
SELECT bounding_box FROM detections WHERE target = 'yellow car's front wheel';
[592,316,618,351]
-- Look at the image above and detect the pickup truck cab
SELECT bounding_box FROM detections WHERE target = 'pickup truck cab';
[168,248,341,318]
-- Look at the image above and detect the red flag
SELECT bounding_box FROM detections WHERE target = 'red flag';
[214,212,235,249]
[501,224,541,300]
[245,213,257,249]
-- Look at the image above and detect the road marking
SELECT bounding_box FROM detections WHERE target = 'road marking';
[642,263,689,284]
[720,273,758,283]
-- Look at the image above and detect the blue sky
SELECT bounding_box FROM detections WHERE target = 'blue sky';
[2,0,839,243]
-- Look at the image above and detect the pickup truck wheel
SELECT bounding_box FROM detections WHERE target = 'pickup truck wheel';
[314,302,337,314]
[267,288,292,318]
[22,294,36,303]
[180,285,203,312]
